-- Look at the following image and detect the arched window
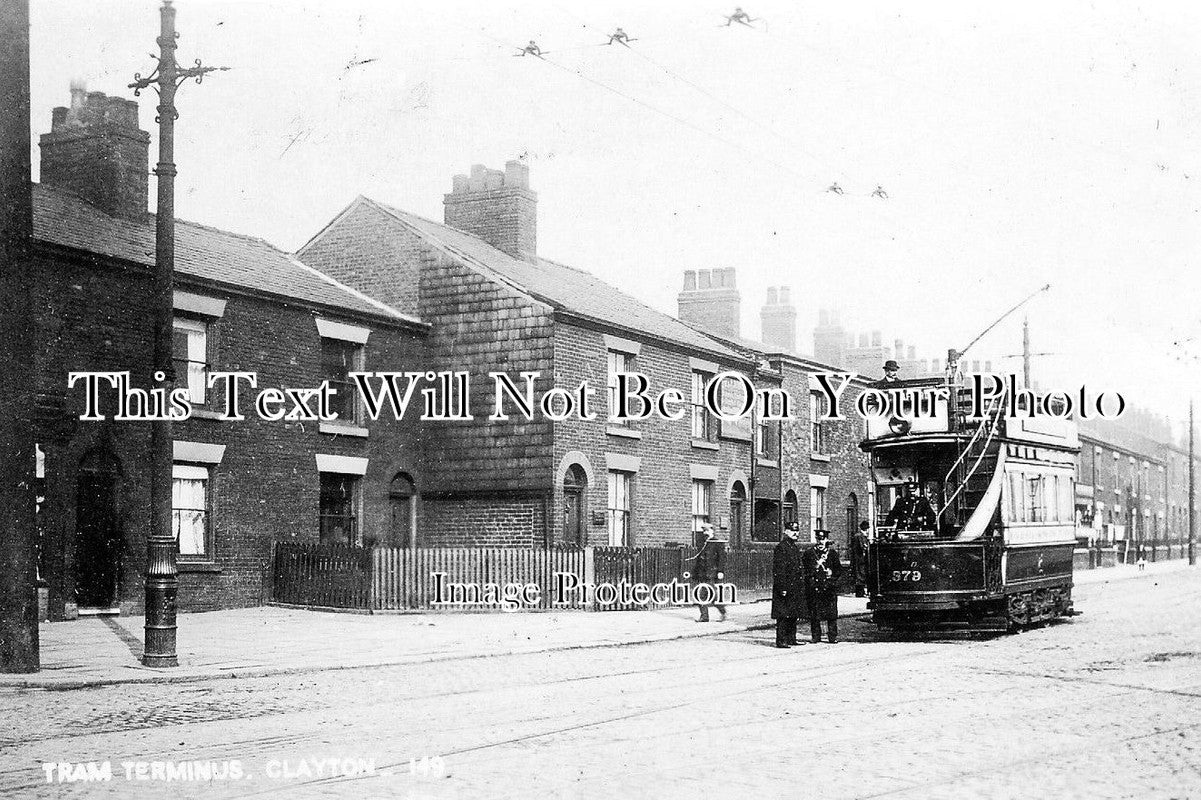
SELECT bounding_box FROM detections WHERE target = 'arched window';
[562,464,587,545]
[783,489,798,528]
[388,472,417,549]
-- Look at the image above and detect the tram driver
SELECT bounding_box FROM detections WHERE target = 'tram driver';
[884,480,937,535]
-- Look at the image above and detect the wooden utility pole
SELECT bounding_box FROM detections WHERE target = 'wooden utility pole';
[0,0,39,674]
[129,0,226,667]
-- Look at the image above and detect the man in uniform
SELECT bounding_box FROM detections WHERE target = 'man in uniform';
[771,523,804,648]
[691,524,728,622]
[804,530,842,643]
[885,480,937,532]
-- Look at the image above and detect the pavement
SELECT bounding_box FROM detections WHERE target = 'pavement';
[4,557,1193,690]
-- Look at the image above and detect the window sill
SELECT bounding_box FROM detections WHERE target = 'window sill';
[757,458,779,469]
[810,453,832,463]
[690,439,718,451]
[190,408,225,421]
[319,422,369,438]
[606,426,641,440]
[179,561,222,573]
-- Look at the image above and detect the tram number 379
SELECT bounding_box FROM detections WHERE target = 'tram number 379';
[890,570,922,582]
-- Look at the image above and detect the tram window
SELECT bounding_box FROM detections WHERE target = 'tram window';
[1027,475,1044,523]
[1048,475,1059,522]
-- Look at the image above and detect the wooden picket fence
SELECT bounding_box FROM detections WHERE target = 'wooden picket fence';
[371,546,585,611]
[272,543,373,609]
[271,542,776,613]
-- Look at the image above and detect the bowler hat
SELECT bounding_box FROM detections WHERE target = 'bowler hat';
[883,360,900,371]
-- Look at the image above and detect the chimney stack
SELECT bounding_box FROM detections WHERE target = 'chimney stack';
[760,285,797,353]
[443,160,537,262]
[677,268,741,339]
[39,81,150,218]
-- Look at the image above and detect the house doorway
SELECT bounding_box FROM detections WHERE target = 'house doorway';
[563,464,586,545]
[729,481,746,547]
[74,449,122,610]
[388,472,417,548]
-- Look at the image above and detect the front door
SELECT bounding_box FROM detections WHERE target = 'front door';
[564,489,583,545]
[729,498,744,547]
[389,495,412,548]
[75,465,121,609]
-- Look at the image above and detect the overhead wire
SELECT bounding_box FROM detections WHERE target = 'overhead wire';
[547,5,885,194]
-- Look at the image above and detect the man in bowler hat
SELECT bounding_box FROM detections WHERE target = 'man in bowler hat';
[804,530,843,643]
[879,359,900,384]
[772,523,805,647]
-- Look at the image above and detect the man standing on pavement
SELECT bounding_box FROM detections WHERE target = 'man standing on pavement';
[849,520,871,597]
[804,530,843,643]
[772,522,804,648]
[691,524,728,622]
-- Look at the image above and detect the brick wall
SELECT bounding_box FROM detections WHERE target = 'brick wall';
[422,496,546,547]
[33,249,155,619]
[169,287,424,610]
[294,201,422,316]
[551,322,752,549]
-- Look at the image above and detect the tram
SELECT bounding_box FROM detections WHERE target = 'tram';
[862,370,1079,632]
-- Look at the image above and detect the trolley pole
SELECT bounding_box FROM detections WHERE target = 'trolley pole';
[129,0,226,667]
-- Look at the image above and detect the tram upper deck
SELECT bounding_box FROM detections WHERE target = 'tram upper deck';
[860,377,1079,544]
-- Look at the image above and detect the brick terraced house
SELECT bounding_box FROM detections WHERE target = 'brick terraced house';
[298,163,760,550]
[31,86,428,619]
[677,275,874,554]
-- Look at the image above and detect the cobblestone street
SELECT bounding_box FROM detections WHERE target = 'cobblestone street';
[2,567,1199,799]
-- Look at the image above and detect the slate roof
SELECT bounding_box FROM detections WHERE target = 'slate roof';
[32,184,420,326]
[359,197,746,361]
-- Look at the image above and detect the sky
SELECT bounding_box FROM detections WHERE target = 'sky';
[26,0,1201,433]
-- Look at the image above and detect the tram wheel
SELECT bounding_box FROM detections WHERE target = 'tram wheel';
[1007,593,1030,631]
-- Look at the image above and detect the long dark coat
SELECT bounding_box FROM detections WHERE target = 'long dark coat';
[771,537,805,619]
[804,545,842,620]
[691,539,727,583]
[849,532,869,587]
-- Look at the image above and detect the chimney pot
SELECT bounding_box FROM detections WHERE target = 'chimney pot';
[908,346,916,360]
[779,286,791,305]
[683,270,697,291]
[698,270,712,290]
[872,330,882,347]
[766,286,778,305]
[504,160,529,189]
